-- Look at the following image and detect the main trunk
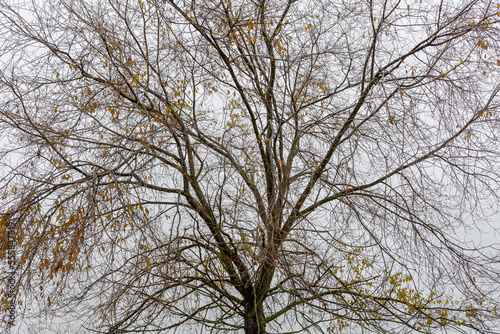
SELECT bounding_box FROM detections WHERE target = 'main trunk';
[244,302,265,334]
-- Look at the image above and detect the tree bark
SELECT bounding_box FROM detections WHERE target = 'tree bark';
[244,301,265,334]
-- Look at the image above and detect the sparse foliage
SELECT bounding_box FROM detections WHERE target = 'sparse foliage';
[1,0,500,333]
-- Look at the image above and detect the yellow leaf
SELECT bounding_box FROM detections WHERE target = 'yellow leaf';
[478,40,488,50]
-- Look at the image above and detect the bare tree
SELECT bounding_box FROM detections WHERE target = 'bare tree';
[1,0,500,333]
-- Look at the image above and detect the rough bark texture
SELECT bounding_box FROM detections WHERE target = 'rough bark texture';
[244,302,265,334]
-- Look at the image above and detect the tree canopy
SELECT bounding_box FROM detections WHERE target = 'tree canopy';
[1,0,500,333]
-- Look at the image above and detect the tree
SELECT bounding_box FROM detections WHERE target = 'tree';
[1,0,500,332]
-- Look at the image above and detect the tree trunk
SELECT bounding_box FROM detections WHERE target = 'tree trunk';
[244,302,265,334]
